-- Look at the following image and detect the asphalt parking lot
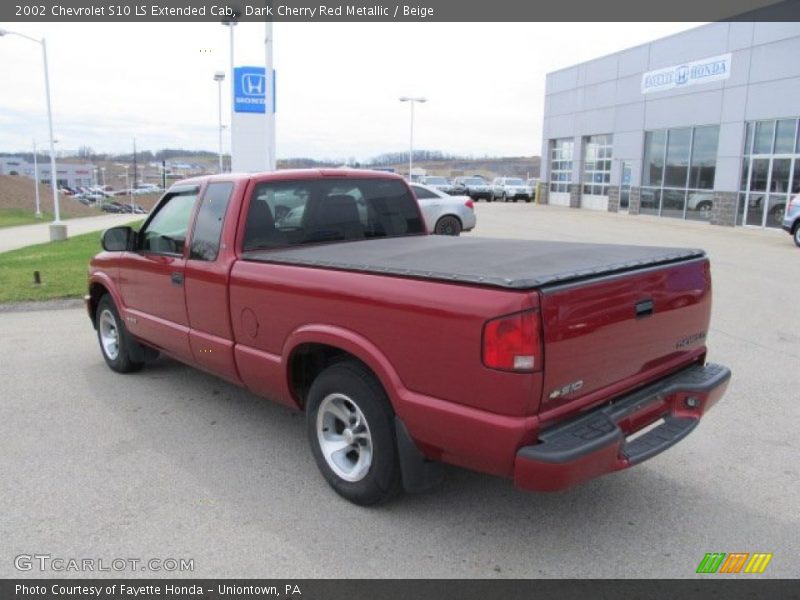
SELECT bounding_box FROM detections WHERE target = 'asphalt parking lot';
[1,203,798,578]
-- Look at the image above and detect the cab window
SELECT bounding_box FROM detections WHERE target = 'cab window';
[190,182,234,261]
[140,191,198,255]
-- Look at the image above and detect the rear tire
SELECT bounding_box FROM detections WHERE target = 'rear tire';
[793,222,800,247]
[96,295,144,373]
[306,361,402,506]
[434,215,462,236]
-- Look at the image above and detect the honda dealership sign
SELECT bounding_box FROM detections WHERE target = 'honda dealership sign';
[234,66,267,113]
[641,53,731,94]
[231,65,276,172]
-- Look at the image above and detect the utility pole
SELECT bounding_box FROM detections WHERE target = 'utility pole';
[132,137,137,189]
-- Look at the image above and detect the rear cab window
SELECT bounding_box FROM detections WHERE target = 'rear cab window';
[190,182,234,261]
[242,177,424,251]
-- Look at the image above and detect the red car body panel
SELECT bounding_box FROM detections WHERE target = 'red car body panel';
[87,170,729,492]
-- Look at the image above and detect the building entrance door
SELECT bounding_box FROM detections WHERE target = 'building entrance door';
[619,161,632,212]
[743,157,796,228]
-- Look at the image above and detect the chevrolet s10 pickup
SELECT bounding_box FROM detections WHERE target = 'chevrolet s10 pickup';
[86,169,730,505]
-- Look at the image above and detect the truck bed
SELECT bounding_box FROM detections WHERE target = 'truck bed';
[242,236,705,289]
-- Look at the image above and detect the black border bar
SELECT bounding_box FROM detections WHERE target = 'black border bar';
[3,0,800,22]
[3,579,800,600]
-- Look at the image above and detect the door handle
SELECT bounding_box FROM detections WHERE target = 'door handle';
[170,272,184,286]
[635,299,654,319]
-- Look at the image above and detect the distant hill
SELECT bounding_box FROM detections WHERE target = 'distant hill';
[0,175,96,218]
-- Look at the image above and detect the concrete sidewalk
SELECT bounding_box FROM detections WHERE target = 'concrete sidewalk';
[0,213,139,254]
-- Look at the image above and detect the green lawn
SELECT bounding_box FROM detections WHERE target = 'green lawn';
[0,209,56,229]
[0,222,142,303]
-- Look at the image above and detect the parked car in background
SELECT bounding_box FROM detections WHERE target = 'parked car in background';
[420,176,457,195]
[101,202,125,213]
[491,177,533,202]
[453,176,493,202]
[686,192,714,219]
[409,182,476,236]
[782,194,800,247]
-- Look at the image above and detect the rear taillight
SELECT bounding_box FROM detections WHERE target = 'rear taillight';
[465,199,474,210]
[482,311,540,372]
[790,195,800,210]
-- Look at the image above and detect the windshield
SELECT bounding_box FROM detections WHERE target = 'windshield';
[426,177,448,185]
[464,178,484,185]
[506,178,524,186]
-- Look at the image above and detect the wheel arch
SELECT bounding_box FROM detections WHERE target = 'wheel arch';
[283,325,406,411]
[87,273,124,329]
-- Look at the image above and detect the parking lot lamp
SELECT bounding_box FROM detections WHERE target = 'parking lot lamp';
[0,29,64,239]
[32,140,42,218]
[399,96,426,180]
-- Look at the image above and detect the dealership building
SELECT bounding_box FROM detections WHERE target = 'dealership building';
[539,22,800,229]
[0,157,95,189]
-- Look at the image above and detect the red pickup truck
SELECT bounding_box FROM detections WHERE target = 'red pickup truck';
[86,169,730,505]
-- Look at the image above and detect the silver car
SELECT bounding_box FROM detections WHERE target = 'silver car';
[409,183,477,236]
[782,194,800,247]
[491,177,534,203]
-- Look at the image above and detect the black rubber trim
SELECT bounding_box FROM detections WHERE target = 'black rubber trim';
[517,363,730,465]
[394,417,443,493]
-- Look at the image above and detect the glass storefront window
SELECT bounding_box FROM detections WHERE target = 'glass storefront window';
[744,122,754,156]
[640,188,660,215]
[775,120,796,154]
[664,128,691,188]
[641,125,719,221]
[690,126,720,189]
[662,188,687,219]
[740,158,750,191]
[754,121,775,154]
[643,131,666,187]
[741,119,799,227]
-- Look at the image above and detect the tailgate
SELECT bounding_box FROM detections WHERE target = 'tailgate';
[538,258,712,419]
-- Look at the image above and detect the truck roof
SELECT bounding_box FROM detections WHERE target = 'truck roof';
[243,236,705,289]
[173,168,404,187]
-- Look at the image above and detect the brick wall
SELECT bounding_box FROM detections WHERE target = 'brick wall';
[710,191,737,227]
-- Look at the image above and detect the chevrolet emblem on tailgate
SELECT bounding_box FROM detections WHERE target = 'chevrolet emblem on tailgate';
[676,332,706,349]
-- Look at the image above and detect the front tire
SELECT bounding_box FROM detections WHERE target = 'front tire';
[96,295,143,373]
[434,215,462,236]
[793,222,800,247]
[306,361,402,506]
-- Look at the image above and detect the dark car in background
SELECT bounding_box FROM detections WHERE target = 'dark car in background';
[420,176,457,195]
[453,176,493,202]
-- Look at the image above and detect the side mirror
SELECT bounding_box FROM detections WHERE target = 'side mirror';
[101,226,136,252]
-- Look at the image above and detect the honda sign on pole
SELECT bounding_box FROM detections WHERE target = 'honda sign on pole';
[231,66,275,172]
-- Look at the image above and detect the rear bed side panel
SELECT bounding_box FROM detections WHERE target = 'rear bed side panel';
[538,258,712,422]
[229,261,543,418]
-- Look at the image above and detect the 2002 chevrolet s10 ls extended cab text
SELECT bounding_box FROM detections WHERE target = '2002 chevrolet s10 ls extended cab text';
[86,169,730,505]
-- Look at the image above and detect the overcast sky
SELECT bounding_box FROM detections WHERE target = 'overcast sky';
[0,22,700,160]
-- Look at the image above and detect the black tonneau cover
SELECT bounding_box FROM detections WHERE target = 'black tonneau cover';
[242,236,705,289]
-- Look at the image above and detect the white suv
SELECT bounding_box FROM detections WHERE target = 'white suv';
[491,177,533,203]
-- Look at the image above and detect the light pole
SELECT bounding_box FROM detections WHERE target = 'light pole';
[100,166,106,188]
[0,28,65,240]
[213,71,225,173]
[264,21,276,171]
[222,19,237,170]
[32,139,42,218]
[399,96,426,181]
